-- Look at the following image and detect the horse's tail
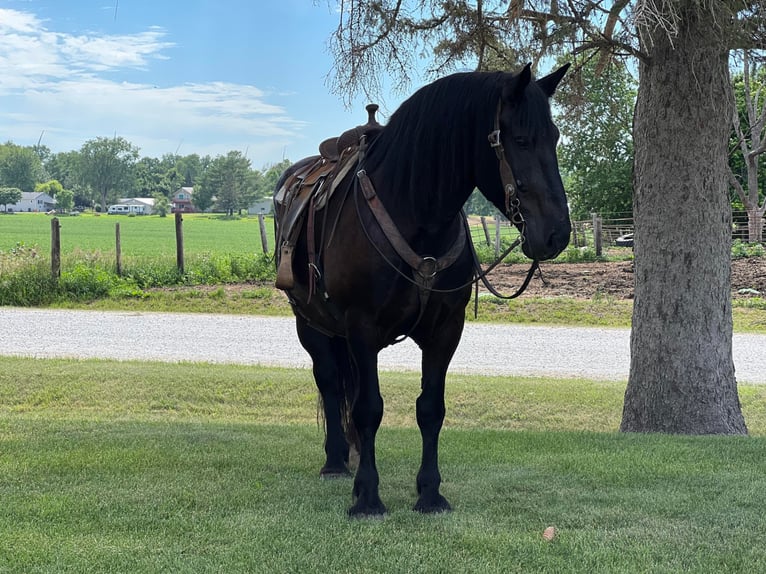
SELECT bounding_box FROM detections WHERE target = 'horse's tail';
[320,337,360,465]
[335,337,360,457]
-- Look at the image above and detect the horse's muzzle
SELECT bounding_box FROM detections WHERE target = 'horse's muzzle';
[523,219,571,261]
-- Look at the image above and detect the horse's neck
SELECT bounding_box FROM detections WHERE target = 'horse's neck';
[369,138,477,231]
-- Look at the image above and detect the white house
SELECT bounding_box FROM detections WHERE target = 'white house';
[5,192,56,213]
[248,200,272,215]
[116,197,155,215]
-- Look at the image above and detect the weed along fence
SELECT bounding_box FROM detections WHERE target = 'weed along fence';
[46,213,273,280]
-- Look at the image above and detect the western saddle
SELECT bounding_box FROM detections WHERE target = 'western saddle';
[274,104,382,291]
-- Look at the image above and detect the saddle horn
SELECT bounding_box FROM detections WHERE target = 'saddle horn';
[365,104,380,127]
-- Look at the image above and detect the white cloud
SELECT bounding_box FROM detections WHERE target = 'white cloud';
[0,8,306,163]
[59,28,173,71]
[0,8,41,33]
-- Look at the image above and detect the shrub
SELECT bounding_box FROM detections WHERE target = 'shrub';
[185,252,275,284]
[732,240,765,259]
[123,257,184,288]
[59,264,117,299]
[0,261,58,306]
[472,239,528,265]
[0,244,58,306]
[560,245,600,263]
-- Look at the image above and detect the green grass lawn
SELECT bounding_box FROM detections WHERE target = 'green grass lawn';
[2,357,766,573]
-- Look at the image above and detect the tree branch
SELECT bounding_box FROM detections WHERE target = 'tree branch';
[573,38,651,64]
[727,168,748,206]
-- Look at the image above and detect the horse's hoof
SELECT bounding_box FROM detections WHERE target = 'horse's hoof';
[413,494,452,514]
[319,467,351,480]
[348,499,387,518]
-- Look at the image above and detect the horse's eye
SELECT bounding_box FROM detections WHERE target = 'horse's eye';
[514,136,530,149]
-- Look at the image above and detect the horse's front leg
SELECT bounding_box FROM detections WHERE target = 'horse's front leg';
[413,313,465,513]
[345,321,386,517]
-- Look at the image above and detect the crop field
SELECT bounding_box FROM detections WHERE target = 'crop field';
[0,212,274,257]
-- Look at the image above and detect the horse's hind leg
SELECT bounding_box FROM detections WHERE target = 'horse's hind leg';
[295,317,350,477]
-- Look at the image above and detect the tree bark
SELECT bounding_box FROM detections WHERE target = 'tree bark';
[621,2,748,434]
[747,205,764,243]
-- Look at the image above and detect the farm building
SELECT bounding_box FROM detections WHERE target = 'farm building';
[248,200,272,215]
[115,197,155,215]
[4,191,56,213]
[171,187,195,213]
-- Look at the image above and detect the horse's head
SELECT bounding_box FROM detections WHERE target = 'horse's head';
[486,64,571,262]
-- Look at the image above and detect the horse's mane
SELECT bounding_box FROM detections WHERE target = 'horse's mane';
[366,72,502,172]
[363,71,553,216]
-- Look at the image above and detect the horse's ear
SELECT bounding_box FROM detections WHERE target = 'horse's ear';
[537,63,570,97]
[502,63,532,103]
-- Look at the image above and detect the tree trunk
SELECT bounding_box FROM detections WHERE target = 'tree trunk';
[747,206,764,243]
[621,3,747,434]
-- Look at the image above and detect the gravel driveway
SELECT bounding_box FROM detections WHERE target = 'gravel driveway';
[1,308,765,384]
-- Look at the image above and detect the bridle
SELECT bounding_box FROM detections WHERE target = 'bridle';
[479,99,541,300]
[488,99,526,230]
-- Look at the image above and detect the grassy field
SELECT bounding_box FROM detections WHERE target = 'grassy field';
[0,212,272,257]
[2,357,766,573]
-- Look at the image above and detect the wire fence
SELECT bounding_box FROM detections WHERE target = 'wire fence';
[469,209,764,259]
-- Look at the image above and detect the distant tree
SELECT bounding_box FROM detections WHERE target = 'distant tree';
[0,187,22,212]
[79,137,139,212]
[46,150,94,209]
[728,51,766,243]
[45,151,81,191]
[0,143,45,193]
[464,189,497,216]
[556,57,636,220]
[195,151,253,216]
[257,159,292,199]
[152,192,170,217]
[54,189,74,212]
[35,179,64,198]
[192,175,214,212]
[176,153,211,187]
[160,166,184,197]
[133,156,163,197]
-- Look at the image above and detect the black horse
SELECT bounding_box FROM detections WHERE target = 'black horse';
[273,64,570,516]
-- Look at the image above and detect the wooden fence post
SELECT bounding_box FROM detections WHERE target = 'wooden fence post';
[592,212,602,257]
[115,222,122,276]
[258,213,269,254]
[494,214,501,258]
[50,217,61,279]
[570,219,580,248]
[480,216,491,246]
[175,211,185,274]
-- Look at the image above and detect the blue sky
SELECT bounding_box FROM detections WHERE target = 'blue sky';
[0,0,410,168]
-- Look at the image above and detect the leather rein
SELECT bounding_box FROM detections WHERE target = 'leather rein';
[353,97,539,301]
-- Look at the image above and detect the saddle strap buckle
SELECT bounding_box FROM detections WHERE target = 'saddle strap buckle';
[488,129,501,148]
